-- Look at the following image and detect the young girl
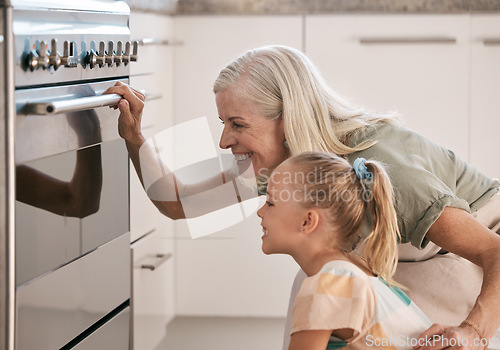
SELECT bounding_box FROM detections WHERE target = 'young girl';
[257,152,433,350]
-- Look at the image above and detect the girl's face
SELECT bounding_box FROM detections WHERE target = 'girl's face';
[256,164,305,255]
[215,87,289,178]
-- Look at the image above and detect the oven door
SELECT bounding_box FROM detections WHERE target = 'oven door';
[15,79,129,286]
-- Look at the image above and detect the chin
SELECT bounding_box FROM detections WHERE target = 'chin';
[261,245,274,255]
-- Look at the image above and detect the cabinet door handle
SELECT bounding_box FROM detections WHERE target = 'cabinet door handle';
[359,37,456,45]
[483,39,500,46]
[137,38,183,46]
[141,253,172,271]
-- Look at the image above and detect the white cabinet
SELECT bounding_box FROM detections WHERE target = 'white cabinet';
[129,12,176,349]
[305,15,471,161]
[470,15,500,179]
[172,16,302,317]
[131,230,175,350]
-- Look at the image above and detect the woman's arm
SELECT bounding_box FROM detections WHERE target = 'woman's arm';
[105,82,188,220]
[105,82,247,220]
[415,206,500,349]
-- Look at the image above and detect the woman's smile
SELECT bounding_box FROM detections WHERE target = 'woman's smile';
[216,87,289,177]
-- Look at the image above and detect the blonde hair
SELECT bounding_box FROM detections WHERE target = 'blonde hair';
[288,152,401,286]
[214,45,397,156]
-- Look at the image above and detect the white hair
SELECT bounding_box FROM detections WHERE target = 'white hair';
[213,45,398,156]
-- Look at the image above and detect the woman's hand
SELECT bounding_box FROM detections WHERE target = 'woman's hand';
[103,81,145,146]
[413,323,488,350]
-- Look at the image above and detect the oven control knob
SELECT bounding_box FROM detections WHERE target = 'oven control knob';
[27,41,50,70]
[60,41,78,68]
[122,41,131,65]
[37,41,50,69]
[88,41,106,69]
[48,39,62,70]
[113,41,123,65]
[130,40,138,62]
[105,41,115,67]
[26,51,39,71]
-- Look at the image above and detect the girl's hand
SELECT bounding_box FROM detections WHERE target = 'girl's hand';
[103,81,145,146]
[413,323,488,350]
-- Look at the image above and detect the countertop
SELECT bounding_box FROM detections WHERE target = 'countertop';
[126,0,500,15]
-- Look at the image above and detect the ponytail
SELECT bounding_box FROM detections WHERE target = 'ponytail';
[361,161,401,287]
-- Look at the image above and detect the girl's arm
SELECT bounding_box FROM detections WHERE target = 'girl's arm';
[288,330,331,350]
[289,329,353,350]
[416,206,500,349]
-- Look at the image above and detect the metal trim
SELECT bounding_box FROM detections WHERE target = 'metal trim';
[483,38,500,46]
[359,36,457,45]
[137,38,183,46]
[5,4,16,350]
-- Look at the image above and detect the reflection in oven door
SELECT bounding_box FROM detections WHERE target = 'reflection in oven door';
[15,138,129,286]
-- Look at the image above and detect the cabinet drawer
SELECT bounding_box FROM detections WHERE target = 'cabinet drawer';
[130,160,159,242]
[131,230,175,349]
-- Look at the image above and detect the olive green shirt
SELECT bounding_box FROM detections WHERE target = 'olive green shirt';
[347,122,500,249]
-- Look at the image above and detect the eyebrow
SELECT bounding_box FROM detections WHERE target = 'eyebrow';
[219,116,245,122]
[266,191,275,200]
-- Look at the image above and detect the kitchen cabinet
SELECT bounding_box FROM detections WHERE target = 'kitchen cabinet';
[172,16,302,317]
[129,11,176,349]
[131,230,175,350]
[470,15,500,179]
[305,15,471,162]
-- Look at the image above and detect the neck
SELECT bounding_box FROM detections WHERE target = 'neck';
[291,248,349,277]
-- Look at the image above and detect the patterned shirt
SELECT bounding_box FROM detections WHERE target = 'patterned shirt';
[291,260,432,349]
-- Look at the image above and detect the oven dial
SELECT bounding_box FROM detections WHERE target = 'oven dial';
[130,41,138,62]
[60,41,79,68]
[26,41,50,71]
[122,41,131,65]
[114,41,123,65]
[105,41,115,67]
[88,41,106,69]
[48,39,62,70]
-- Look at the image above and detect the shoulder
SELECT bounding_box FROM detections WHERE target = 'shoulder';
[291,261,376,340]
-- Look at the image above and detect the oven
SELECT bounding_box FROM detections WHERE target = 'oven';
[2,1,139,349]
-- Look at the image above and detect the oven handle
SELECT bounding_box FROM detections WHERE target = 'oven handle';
[23,90,149,116]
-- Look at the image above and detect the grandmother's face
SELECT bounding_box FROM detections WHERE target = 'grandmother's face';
[216,87,289,177]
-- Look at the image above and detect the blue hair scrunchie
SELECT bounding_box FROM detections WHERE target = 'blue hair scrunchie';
[353,158,373,181]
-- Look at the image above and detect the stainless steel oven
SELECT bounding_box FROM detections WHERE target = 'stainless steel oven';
[1,1,139,349]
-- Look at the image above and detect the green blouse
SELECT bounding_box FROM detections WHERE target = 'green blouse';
[347,122,500,249]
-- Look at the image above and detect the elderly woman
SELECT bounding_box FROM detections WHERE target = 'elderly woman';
[106,45,500,349]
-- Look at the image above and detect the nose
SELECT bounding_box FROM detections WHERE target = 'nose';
[257,203,265,218]
[219,126,236,150]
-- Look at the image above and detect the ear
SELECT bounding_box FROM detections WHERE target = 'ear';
[300,209,320,234]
